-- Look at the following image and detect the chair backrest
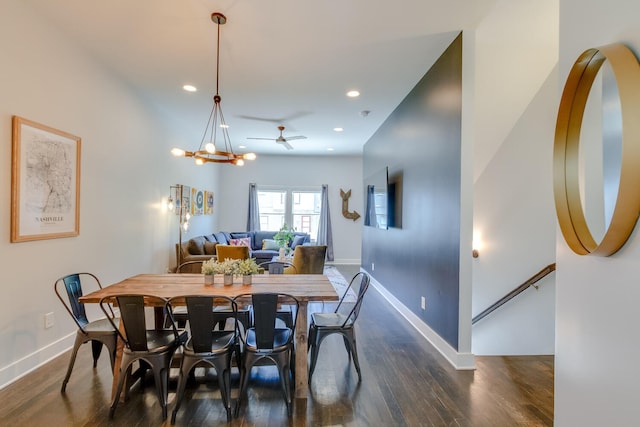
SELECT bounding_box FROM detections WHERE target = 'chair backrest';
[258,260,296,274]
[100,294,173,352]
[175,260,204,273]
[291,245,327,274]
[216,244,250,261]
[54,273,105,330]
[168,295,237,353]
[235,293,299,350]
[336,272,371,327]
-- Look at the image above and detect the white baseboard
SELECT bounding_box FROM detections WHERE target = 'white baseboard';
[0,332,75,390]
[363,268,475,370]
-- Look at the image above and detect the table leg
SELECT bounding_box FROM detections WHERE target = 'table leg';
[294,302,309,399]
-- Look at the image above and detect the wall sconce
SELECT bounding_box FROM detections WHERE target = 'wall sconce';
[472,231,482,258]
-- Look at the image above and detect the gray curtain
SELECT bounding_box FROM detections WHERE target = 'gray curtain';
[247,183,260,231]
[317,184,334,261]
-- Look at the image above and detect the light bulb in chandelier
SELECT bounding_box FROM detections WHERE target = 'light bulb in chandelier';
[205,142,215,153]
[167,197,174,211]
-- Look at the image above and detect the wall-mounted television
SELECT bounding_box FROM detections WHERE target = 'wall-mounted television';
[364,167,389,229]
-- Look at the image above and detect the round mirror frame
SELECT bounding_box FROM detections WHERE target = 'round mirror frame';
[554,43,640,256]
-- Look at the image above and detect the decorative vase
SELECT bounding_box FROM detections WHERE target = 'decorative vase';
[242,274,252,285]
[279,247,286,260]
[204,274,214,286]
[224,274,233,285]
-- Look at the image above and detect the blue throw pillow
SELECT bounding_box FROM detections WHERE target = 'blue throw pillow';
[291,234,306,249]
[262,239,280,250]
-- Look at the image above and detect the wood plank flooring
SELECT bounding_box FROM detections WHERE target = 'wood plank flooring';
[0,265,553,426]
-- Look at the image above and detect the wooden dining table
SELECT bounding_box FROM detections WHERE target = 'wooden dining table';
[78,273,338,400]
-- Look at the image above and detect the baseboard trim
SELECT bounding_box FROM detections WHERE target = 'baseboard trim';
[0,332,75,390]
[363,268,475,370]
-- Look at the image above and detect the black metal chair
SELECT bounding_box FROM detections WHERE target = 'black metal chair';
[54,273,118,392]
[257,261,298,328]
[100,294,187,420]
[168,295,240,424]
[234,292,299,416]
[308,272,370,383]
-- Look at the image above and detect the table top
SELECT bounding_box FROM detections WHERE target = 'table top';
[79,273,338,304]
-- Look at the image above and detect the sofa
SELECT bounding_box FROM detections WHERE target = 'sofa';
[176,230,311,271]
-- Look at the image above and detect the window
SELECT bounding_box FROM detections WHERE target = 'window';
[258,187,322,240]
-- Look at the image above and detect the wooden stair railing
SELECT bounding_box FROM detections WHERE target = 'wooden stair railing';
[472,263,556,325]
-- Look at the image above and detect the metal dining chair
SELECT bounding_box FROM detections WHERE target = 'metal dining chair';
[168,295,240,423]
[100,294,187,420]
[54,272,118,392]
[234,292,299,416]
[308,272,371,383]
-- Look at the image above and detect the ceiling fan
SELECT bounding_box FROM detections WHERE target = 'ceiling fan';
[247,125,307,150]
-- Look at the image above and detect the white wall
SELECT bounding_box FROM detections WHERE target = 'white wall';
[472,70,558,355]
[217,155,362,264]
[555,0,640,425]
[469,0,559,355]
[0,1,217,387]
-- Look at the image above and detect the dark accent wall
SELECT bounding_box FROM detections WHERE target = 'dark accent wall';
[362,33,462,349]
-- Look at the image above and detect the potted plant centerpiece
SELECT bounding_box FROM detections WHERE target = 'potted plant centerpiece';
[201,258,221,285]
[273,223,295,259]
[237,258,260,285]
[220,259,239,285]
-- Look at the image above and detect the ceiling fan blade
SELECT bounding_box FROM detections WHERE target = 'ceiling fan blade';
[247,137,276,141]
[285,136,307,141]
[283,141,294,150]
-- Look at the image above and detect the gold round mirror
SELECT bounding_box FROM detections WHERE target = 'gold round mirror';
[554,43,640,256]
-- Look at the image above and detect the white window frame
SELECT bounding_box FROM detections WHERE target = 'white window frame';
[257,185,321,242]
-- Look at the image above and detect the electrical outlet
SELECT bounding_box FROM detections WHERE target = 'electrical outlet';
[44,312,55,329]
[421,297,426,310]
[372,263,375,271]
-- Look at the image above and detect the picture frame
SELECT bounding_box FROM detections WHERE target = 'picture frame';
[11,116,81,242]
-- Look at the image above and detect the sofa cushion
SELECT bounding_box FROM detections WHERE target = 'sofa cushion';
[290,234,306,249]
[230,232,250,239]
[262,238,280,250]
[187,236,206,255]
[229,237,252,247]
[214,232,228,245]
[204,241,217,255]
[204,234,217,242]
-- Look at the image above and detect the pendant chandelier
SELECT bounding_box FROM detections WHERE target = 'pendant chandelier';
[171,12,256,166]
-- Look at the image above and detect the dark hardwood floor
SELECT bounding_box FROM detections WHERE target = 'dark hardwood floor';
[0,265,553,426]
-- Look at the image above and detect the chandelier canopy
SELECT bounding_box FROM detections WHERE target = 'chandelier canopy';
[171,12,256,166]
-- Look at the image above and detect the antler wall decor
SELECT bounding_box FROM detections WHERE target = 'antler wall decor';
[340,189,360,221]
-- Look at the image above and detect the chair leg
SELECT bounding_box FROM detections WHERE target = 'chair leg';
[91,340,104,368]
[61,334,84,392]
[152,366,169,420]
[235,355,254,417]
[171,357,197,424]
[345,331,362,382]
[277,353,292,416]
[308,332,323,383]
[110,362,133,418]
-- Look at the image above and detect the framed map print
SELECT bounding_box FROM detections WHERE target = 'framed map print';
[11,116,81,242]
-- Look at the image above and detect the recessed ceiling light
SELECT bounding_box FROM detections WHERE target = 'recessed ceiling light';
[327,147,335,151]
[183,84,197,92]
[333,127,344,132]
[346,90,360,98]
[238,145,246,149]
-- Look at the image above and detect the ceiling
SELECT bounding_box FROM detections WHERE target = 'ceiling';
[25,0,494,157]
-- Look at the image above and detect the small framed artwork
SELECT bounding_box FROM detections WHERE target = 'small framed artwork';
[193,188,204,215]
[11,116,81,242]
[205,191,214,215]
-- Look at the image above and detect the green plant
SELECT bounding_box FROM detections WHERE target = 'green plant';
[236,258,260,275]
[201,258,220,275]
[273,223,294,248]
